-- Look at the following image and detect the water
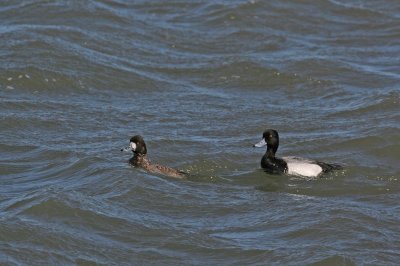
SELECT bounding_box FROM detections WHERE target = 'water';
[1,1,399,265]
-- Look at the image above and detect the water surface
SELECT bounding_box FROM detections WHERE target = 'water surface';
[1,1,400,265]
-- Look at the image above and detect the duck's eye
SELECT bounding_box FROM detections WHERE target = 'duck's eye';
[130,142,137,151]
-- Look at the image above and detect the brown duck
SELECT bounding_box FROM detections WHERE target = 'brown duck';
[122,135,186,179]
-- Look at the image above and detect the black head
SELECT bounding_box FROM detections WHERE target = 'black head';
[253,129,279,155]
[130,135,147,155]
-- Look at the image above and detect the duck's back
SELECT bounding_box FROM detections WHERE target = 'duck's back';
[149,163,186,179]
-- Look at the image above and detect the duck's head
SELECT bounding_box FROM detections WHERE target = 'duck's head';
[121,135,147,155]
[253,129,279,154]
[129,135,147,155]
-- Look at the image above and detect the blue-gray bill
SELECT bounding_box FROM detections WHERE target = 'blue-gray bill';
[253,138,267,148]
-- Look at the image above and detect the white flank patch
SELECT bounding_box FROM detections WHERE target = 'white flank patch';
[283,156,322,177]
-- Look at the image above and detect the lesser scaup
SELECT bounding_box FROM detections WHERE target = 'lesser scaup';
[122,135,186,179]
[253,129,342,177]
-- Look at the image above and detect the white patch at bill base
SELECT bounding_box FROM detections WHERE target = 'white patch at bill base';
[130,142,137,151]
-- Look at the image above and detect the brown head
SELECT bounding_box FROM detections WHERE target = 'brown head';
[129,135,147,155]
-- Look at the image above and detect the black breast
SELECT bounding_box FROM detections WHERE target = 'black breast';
[261,155,288,174]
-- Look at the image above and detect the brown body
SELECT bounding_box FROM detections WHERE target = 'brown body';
[127,135,186,179]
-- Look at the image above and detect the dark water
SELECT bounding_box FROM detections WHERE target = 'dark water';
[1,1,399,265]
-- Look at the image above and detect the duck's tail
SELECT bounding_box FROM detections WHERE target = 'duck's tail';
[317,162,343,173]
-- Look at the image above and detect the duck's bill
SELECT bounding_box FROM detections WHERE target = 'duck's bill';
[253,138,266,148]
[121,146,131,152]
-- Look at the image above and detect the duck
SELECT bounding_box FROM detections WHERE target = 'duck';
[253,129,342,177]
[121,135,186,179]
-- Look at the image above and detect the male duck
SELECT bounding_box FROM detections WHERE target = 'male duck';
[253,129,342,177]
[122,135,186,179]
